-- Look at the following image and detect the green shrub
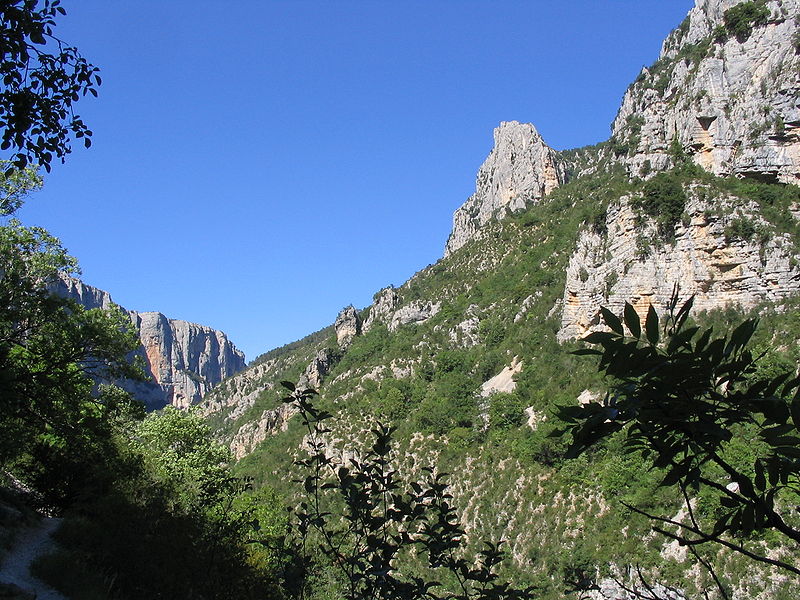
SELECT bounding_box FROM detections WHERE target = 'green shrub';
[634,172,687,240]
[724,216,758,242]
[488,392,526,431]
[723,1,770,42]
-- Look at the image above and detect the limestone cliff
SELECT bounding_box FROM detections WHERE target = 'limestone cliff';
[334,305,361,348]
[558,185,800,341]
[612,0,800,183]
[51,276,246,409]
[444,121,567,256]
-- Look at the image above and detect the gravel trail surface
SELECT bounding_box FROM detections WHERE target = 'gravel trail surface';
[0,516,67,599]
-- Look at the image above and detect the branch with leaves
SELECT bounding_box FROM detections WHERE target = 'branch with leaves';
[556,293,800,585]
[0,0,101,173]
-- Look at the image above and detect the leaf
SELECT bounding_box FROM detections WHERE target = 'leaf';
[728,318,757,353]
[571,348,601,356]
[624,302,641,338]
[582,331,615,345]
[667,326,700,354]
[674,295,695,330]
[600,307,623,335]
[645,304,659,345]
[754,460,766,491]
[792,398,800,428]
[660,462,688,487]
[695,327,713,352]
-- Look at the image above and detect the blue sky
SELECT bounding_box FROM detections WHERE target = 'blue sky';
[17,0,694,361]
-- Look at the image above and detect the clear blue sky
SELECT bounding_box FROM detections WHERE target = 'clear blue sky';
[17,0,694,361]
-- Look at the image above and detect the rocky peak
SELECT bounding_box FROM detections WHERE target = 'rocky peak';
[133,311,247,409]
[334,305,361,348]
[444,121,567,256]
[612,0,800,183]
[50,276,246,409]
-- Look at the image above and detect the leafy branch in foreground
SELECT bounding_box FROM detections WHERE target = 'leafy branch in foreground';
[556,294,800,588]
[282,381,536,600]
[0,0,101,173]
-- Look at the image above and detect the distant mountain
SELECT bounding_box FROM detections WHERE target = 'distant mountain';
[51,276,246,410]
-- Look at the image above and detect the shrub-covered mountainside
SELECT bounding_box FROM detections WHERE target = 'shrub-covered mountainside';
[202,1,800,597]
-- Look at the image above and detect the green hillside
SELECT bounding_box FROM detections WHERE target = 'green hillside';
[208,158,800,599]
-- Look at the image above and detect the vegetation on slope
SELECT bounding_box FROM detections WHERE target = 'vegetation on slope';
[223,161,800,598]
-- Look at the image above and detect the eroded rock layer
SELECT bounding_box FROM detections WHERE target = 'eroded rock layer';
[558,187,800,341]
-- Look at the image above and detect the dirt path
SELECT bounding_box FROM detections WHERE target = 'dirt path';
[0,516,67,599]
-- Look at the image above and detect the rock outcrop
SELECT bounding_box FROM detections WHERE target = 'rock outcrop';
[134,311,247,409]
[479,358,522,398]
[389,301,441,332]
[612,0,800,183]
[558,187,800,341]
[363,287,399,332]
[230,403,295,460]
[298,349,334,389]
[51,276,246,409]
[334,305,361,348]
[445,121,567,256]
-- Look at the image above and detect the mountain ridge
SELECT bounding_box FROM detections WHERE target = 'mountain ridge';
[51,275,246,409]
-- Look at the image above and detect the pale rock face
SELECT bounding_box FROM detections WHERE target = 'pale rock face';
[524,406,546,431]
[230,403,295,460]
[334,305,361,348]
[362,287,398,332]
[298,349,334,390]
[51,276,246,409]
[613,0,800,183]
[388,301,441,332]
[449,316,480,347]
[577,389,600,406]
[362,287,440,333]
[479,358,522,398]
[586,578,685,600]
[199,361,276,422]
[445,121,567,256]
[513,292,542,323]
[558,188,800,341]
[133,312,246,409]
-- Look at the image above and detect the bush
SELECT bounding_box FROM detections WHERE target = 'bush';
[723,1,770,42]
[488,392,525,431]
[724,216,758,242]
[634,172,687,241]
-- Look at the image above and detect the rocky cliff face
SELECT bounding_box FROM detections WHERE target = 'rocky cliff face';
[558,186,800,341]
[334,305,361,348]
[558,0,800,340]
[51,276,246,409]
[612,0,800,183]
[444,121,567,256]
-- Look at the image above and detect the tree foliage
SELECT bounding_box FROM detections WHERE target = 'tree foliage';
[633,172,687,241]
[0,0,100,173]
[557,295,800,582]
[0,178,143,504]
[132,406,234,513]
